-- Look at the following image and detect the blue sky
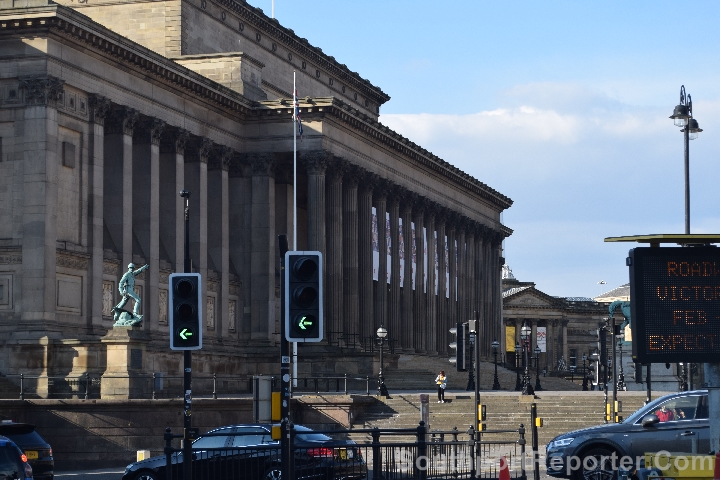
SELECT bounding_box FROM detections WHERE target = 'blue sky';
[249,0,720,298]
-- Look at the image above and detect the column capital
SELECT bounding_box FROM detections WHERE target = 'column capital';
[327,157,348,183]
[134,117,167,145]
[358,172,379,194]
[88,94,111,125]
[19,75,64,106]
[185,137,213,163]
[342,164,363,188]
[247,152,275,176]
[373,179,391,203]
[106,106,140,136]
[412,194,427,218]
[160,128,190,155]
[209,145,234,171]
[274,165,293,184]
[300,150,330,175]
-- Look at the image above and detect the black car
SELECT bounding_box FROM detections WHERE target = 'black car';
[0,435,34,479]
[546,390,709,480]
[122,424,366,480]
[0,422,53,480]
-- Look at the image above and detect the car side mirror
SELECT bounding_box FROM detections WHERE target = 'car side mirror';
[642,414,660,427]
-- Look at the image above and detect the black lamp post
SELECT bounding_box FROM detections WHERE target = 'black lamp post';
[669,85,702,235]
[617,334,627,391]
[534,346,542,391]
[376,326,389,397]
[581,354,589,391]
[520,322,533,395]
[514,342,522,391]
[492,339,501,390]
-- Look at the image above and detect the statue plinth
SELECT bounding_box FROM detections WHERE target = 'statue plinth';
[100,326,151,399]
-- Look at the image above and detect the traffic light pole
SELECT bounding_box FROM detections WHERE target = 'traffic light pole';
[278,235,291,480]
[180,190,192,480]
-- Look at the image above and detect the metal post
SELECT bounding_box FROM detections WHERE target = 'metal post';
[344,373,348,395]
[152,372,156,400]
[180,190,193,480]
[645,365,652,405]
[19,373,23,401]
[84,373,89,400]
[417,421,427,480]
[164,427,173,477]
[452,426,459,478]
[278,234,291,480]
[612,317,617,422]
[212,373,217,400]
[684,124,690,235]
[534,350,542,391]
[467,426,476,479]
[531,404,540,480]
[492,348,501,390]
[515,345,522,391]
[371,428,382,479]
[519,423,526,480]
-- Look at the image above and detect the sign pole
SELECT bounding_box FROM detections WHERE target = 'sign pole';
[180,190,193,480]
[278,235,290,480]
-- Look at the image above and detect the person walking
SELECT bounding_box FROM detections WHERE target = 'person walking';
[435,370,447,403]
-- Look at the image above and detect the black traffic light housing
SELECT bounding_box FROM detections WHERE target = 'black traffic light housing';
[169,273,202,350]
[449,322,467,372]
[285,251,323,342]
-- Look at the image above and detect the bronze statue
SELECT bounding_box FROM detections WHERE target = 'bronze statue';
[112,263,149,326]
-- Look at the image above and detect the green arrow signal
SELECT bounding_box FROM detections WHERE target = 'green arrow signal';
[298,316,314,330]
[180,328,193,340]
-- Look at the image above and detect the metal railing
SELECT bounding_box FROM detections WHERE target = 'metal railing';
[161,422,528,480]
[2,372,379,399]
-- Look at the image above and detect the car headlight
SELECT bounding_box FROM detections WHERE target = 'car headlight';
[549,438,574,449]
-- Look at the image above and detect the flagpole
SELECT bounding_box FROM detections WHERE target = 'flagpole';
[292,71,298,389]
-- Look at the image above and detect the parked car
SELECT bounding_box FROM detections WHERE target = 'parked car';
[0,422,53,480]
[0,435,34,479]
[546,390,709,480]
[122,423,366,480]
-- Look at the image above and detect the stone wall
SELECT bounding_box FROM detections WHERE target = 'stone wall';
[0,396,374,470]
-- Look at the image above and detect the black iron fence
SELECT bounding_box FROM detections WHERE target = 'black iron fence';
[1,373,378,399]
[158,422,528,480]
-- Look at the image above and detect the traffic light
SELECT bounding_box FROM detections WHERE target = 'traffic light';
[169,273,202,350]
[449,322,467,372]
[285,251,323,342]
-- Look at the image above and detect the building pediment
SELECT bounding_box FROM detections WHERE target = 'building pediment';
[506,291,554,307]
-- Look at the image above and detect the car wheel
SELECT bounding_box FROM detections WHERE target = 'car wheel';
[576,447,617,480]
[263,466,282,480]
[131,471,159,480]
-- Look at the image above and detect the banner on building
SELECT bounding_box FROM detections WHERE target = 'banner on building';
[423,228,428,293]
[537,327,547,353]
[372,207,379,281]
[411,222,416,290]
[386,212,391,284]
[399,218,405,288]
[445,235,449,298]
[434,231,438,295]
[505,325,516,352]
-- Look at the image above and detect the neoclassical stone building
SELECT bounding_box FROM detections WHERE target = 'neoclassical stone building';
[0,0,511,395]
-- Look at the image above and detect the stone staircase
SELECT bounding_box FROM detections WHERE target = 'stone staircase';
[350,391,663,446]
[382,354,582,392]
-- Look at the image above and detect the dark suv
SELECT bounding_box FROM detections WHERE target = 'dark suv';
[0,423,53,480]
[546,390,709,480]
[0,435,34,479]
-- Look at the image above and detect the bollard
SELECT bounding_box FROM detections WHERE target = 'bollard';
[84,374,89,400]
[366,376,370,395]
[212,372,217,400]
[344,373,348,395]
[19,373,24,401]
[531,403,540,480]
[152,373,156,400]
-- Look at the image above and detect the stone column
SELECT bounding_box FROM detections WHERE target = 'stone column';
[476,226,488,357]
[133,118,165,328]
[388,191,401,349]
[447,217,457,329]
[87,95,110,330]
[249,153,276,341]
[185,137,211,335]
[400,196,414,352]
[229,157,251,338]
[412,199,426,353]
[456,223,466,325]
[491,234,503,355]
[358,175,375,344]
[302,151,328,254]
[436,214,447,355]
[342,167,360,344]
[547,321,556,371]
[466,224,476,324]
[208,146,232,338]
[562,320,569,365]
[18,76,63,333]
[425,205,437,354]
[105,106,139,271]
[325,160,345,345]
[160,128,188,273]
[373,183,388,333]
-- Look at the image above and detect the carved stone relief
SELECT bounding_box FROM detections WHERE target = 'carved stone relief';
[228,300,236,332]
[159,288,168,324]
[206,296,215,329]
[102,281,114,317]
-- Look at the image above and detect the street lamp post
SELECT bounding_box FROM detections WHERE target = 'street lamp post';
[669,85,702,235]
[520,322,533,395]
[492,340,501,390]
[514,342,522,391]
[376,326,389,397]
[581,354,589,391]
[534,346,542,391]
